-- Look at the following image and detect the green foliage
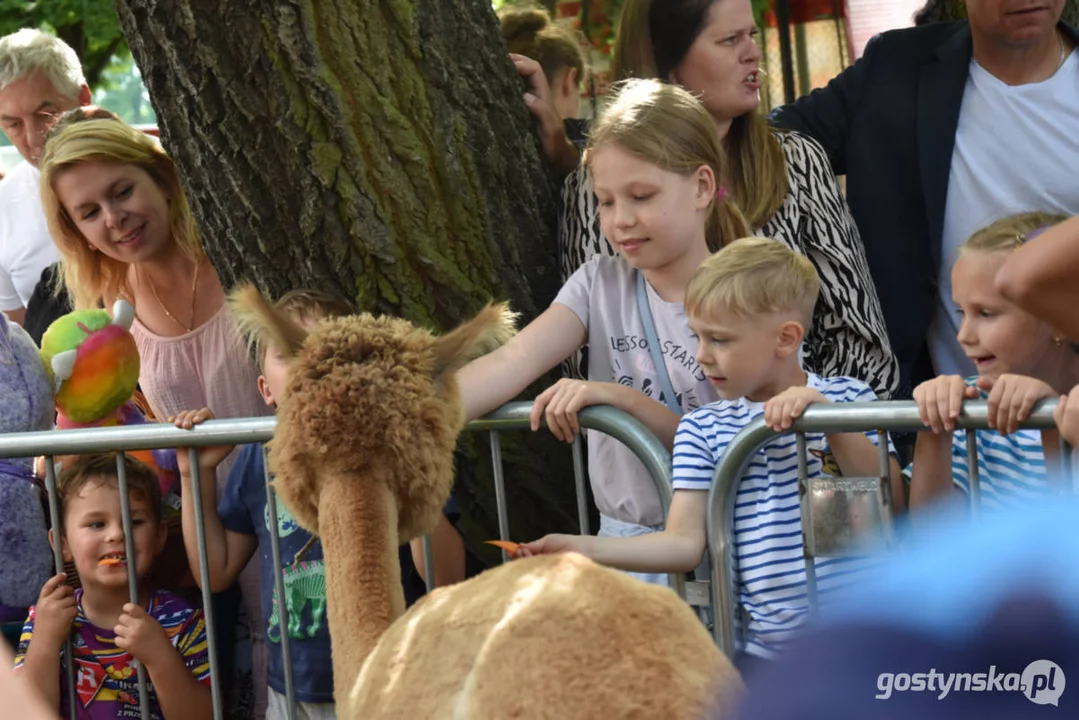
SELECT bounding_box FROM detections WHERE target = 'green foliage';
[0,0,128,87]
[91,55,156,125]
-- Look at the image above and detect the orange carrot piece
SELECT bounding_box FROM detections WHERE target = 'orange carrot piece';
[484,540,521,553]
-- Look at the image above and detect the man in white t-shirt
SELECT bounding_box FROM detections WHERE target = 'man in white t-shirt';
[772,1,1079,394]
[0,29,90,325]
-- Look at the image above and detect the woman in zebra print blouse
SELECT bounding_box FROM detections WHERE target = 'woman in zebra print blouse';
[538,0,898,398]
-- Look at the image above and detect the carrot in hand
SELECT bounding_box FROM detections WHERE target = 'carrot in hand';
[484,540,520,553]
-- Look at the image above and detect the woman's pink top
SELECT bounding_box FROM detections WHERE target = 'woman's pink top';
[131,304,271,442]
[131,303,272,708]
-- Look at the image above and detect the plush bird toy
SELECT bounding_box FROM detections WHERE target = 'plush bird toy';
[40,300,178,499]
[0,313,55,624]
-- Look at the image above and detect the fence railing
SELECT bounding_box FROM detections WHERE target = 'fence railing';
[7,397,1073,716]
[0,401,674,720]
[705,399,1069,658]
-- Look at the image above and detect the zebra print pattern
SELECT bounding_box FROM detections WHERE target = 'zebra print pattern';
[558,129,899,399]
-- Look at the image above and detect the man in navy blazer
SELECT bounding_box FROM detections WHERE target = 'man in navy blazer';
[772,2,1079,397]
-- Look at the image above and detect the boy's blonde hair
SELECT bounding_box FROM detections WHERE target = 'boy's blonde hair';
[686,237,819,325]
[39,118,203,310]
[255,289,356,370]
[962,212,1068,254]
[584,78,750,252]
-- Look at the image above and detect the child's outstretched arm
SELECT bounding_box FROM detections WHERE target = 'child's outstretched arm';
[516,490,709,574]
[113,603,211,720]
[172,409,257,592]
[409,514,466,590]
[458,305,587,421]
[997,214,1079,340]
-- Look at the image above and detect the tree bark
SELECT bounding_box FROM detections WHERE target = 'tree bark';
[114,0,582,560]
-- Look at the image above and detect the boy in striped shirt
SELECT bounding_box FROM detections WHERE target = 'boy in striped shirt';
[518,238,902,664]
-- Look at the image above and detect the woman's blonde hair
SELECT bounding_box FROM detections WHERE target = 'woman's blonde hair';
[499,4,586,90]
[584,78,750,252]
[39,118,203,310]
[963,212,1068,255]
[611,0,787,230]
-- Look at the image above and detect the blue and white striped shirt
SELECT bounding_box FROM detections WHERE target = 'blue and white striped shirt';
[948,427,1049,506]
[673,374,889,657]
[902,378,1051,507]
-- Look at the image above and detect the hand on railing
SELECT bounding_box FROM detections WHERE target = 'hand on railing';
[763,386,828,432]
[113,602,175,670]
[531,379,618,442]
[1055,385,1079,446]
[170,408,234,477]
[975,374,1057,436]
[28,573,77,653]
[914,375,979,433]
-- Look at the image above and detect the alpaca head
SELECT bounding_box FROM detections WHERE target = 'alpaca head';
[229,284,517,540]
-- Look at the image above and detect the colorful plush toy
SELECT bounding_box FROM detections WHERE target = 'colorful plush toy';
[0,314,55,624]
[40,300,178,498]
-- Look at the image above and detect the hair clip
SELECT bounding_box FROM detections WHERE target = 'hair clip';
[715,186,728,201]
[1018,226,1052,246]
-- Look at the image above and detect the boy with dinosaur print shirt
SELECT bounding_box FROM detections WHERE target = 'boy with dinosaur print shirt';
[173,290,466,720]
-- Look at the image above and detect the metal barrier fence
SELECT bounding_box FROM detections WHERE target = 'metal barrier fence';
[0,401,674,720]
[705,399,1071,658]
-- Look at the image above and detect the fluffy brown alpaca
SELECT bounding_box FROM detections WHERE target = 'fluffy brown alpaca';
[231,285,741,718]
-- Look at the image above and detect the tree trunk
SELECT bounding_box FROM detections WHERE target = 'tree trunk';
[114,0,582,560]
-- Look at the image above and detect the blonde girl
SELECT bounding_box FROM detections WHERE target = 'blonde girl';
[458,78,748,586]
[912,212,1078,510]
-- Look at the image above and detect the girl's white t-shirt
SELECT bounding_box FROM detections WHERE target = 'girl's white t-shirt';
[554,255,719,526]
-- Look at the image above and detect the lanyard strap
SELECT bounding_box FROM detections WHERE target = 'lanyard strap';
[636,271,682,416]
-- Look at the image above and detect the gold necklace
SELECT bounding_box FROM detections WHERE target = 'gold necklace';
[143,258,201,333]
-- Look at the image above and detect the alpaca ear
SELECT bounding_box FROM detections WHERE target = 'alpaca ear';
[228,283,308,359]
[431,302,518,382]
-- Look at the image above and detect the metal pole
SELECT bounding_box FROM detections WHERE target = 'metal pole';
[43,456,77,720]
[114,453,150,720]
[796,434,818,616]
[188,450,224,720]
[262,448,296,720]
[775,0,797,104]
[571,435,590,536]
[489,431,512,564]
[965,432,981,518]
[421,535,436,592]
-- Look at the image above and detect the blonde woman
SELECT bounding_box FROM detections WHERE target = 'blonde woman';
[39,116,271,720]
[544,0,898,399]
